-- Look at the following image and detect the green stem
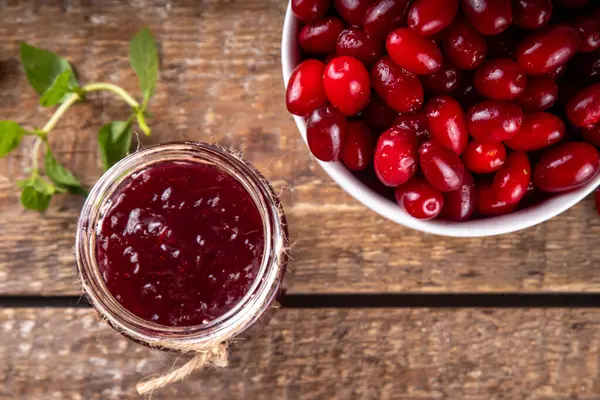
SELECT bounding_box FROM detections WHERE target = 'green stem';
[31,83,141,174]
[82,83,139,109]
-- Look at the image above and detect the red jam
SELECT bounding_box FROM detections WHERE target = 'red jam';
[95,160,265,327]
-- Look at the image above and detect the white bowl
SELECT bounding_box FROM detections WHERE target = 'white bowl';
[280,2,600,237]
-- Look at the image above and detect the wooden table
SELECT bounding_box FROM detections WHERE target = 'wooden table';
[2,1,600,399]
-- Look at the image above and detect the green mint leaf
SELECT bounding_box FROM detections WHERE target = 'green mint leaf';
[129,28,158,107]
[98,121,133,171]
[39,70,73,107]
[18,175,58,212]
[44,147,87,196]
[21,186,52,212]
[0,121,28,157]
[19,43,79,96]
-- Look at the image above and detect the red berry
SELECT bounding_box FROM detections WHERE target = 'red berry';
[363,0,412,42]
[424,96,469,155]
[419,140,466,192]
[566,83,600,127]
[396,177,444,219]
[342,121,374,171]
[361,93,397,132]
[582,123,600,147]
[299,17,345,55]
[512,0,552,30]
[336,29,383,67]
[546,63,568,80]
[292,0,331,23]
[334,0,375,26]
[504,112,565,151]
[406,0,459,36]
[516,25,579,76]
[286,60,327,117]
[441,172,476,221]
[533,142,600,193]
[374,126,419,186]
[371,56,424,113]
[492,152,531,204]
[324,56,371,116]
[306,105,348,161]
[421,61,462,94]
[462,140,506,174]
[392,111,431,144]
[516,75,558,112]
[442,18,487,70]
[474,58,527,100]
[460,0,512,36]
[386,28,443,75]
[575,17,600,53]
[466,100,523,142]
[476,184,519,217]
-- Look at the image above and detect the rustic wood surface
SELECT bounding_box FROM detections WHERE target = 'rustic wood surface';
[1,0,600,295]
[2,307,600,400]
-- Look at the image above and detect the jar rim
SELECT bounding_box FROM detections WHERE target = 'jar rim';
[75,142,287,348]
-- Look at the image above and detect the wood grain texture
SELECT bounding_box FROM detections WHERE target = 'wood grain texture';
[3,307,600,399]
[1,0,600,295]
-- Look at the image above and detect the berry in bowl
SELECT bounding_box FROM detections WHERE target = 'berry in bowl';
[281,0,600,237]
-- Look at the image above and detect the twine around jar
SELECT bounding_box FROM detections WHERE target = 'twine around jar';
[136,343,229,395]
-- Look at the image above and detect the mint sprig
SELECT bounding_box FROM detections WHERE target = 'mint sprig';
[0,27,159,212]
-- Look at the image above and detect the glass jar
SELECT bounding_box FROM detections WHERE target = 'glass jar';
[75,142,288,349]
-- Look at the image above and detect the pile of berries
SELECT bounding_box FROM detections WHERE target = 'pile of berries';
[286,0,600,221]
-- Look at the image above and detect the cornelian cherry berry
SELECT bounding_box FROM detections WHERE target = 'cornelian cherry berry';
[336,29,383,67]
[492,152,531,205]
[442,18,487,70]
[393,111,431,144]
[421,61,462,94]
[441,172,476,221]
[406,0,459,36]
[516,24,579,75]
[566,84,600,127]
[334,0,375,26]
[395,177,444,219]
[292,0,331,23]
[462,141,506,174]
[460,0,513,36]
[575,17,600,53]
[504,112,565,151]
[299,17,345,55]
[466,100,523,142]
[424,96,469,155]
[363,0,412,42]
[324,56,371,116]
[516,75,558,112]
[342,121,374,171]
[476,184,519,217]
[533,142,600,193]
[371,56,424,113]
[286,60,327,117]
[512,0,552,30]
[307,105,348,162]
[582,123,600,147]
[386,28,443,75]
[374,126,419,186]
[419,140,466,192]
[474,58,527,100]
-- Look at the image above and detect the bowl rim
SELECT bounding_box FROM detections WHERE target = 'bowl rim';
[280,2,600,237]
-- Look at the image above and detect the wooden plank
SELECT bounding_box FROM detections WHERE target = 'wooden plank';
[2,0,600,295]
[3,307,600,399]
